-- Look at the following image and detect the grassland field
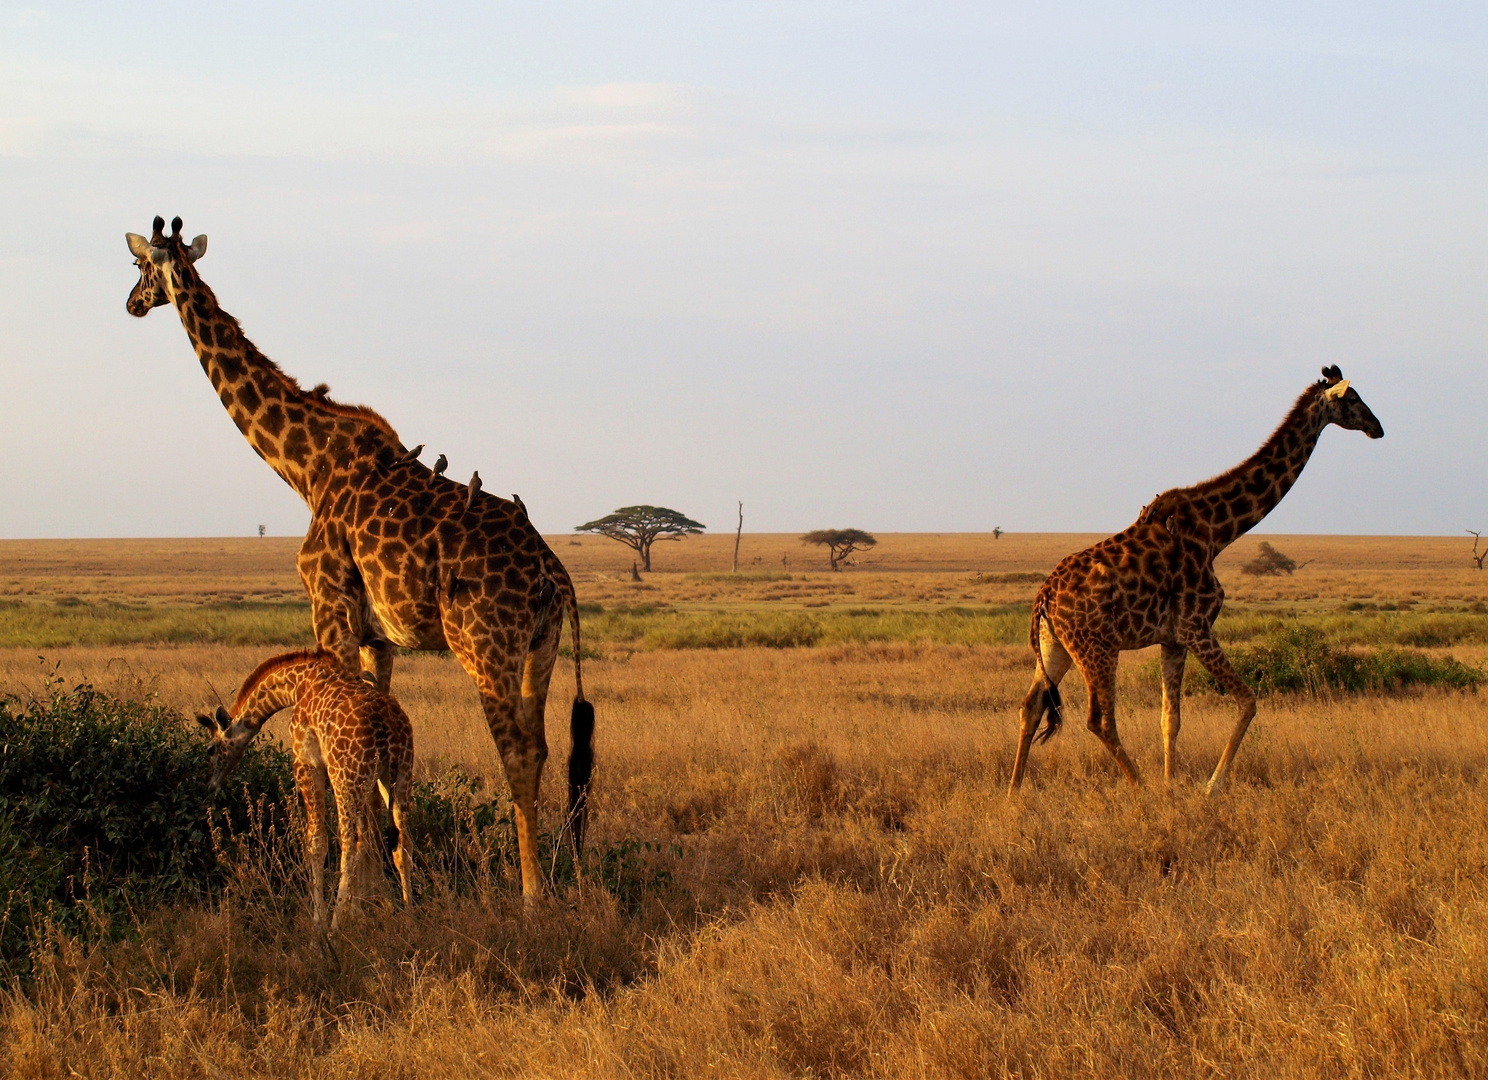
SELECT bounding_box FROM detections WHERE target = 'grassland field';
[3,532,1488,1078]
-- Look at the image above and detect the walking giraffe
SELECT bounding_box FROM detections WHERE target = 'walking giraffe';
[126,217,595,897]
[1011,366,1383,795]
[200,650,415,931]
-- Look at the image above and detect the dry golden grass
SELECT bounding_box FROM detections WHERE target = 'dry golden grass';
[2,535,1487,1077]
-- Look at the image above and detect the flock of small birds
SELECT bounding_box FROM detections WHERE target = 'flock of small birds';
[391,444,513,517]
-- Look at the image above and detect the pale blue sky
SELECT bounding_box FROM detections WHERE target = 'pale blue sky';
[1,3,1484,538]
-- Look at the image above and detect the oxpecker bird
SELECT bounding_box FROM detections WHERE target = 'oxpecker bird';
[394,443,424,466]
[433,453,448,478]
[466,471,482,513]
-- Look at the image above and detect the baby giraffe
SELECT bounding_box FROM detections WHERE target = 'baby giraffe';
[200,649,415,931]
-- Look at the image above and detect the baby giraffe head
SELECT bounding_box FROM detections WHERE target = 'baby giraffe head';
[125,215,207,317]
[1317,365,1385,440]
[196,704,257,791]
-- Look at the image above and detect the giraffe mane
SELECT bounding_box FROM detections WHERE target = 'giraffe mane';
[1154,380,1329,503]
[174,257,402,442]
[232,648,336,711]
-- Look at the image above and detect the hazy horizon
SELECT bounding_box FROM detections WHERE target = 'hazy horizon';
[2,4,1484,540]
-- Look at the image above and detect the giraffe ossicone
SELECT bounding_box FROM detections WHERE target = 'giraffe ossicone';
[1010,366,1383,796]
[128,216,595,900]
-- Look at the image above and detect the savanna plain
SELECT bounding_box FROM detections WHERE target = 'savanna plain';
[2,532,1487,1078]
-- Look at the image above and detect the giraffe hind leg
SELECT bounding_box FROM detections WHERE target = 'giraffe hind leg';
[1159,643,1187,783]
[1080,652,1140,786]
[1009,636,1072,794]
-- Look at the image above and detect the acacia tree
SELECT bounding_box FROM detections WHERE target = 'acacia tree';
[1241,541,1299,576]
[1470,531,1488,571]
[576,505,705,572]
[801,528,876,571]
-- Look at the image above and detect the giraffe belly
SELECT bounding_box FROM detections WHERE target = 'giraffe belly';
[368,595,449,650]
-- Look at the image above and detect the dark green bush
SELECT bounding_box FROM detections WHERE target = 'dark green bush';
[0,678,295,971]
[1188,626,1483,697]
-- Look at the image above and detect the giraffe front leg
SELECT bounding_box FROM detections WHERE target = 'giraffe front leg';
[1159,643,1187,783]
[1183,633,1257,795]
[298,527,372,677]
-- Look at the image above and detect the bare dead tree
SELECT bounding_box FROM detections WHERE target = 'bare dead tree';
[733,501,743,573]
[257,524,266,538]
[1470,531,1487,570]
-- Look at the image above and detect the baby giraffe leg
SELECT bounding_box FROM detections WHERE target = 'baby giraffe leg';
[296,760,330,928]
[329,775,362,933]
[1159,644,1187,782]
[390,762,414,907]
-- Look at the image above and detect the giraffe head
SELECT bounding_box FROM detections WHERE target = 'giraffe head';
[196,704,257,791]
[1316,365,1384,439]
[125,215,207,316]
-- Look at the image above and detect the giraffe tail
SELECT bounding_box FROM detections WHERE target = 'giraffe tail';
[1029,592,1065,745]
[564,585,595,856]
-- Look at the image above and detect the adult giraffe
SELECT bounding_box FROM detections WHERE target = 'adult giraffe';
[125,217,595,897]
[1010,366,1383,796]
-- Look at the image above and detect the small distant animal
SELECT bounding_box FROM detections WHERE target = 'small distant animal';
[198,650,415,932]
[394,443,423,466]
[466,470,482,512]
[432,453,448,478]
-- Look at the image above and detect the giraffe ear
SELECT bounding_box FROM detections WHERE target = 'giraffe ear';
[126,233,153,258]
[1324,379,1351,400]
[195,712,217,731]
[185,235,208,263]
[214,705,233,730]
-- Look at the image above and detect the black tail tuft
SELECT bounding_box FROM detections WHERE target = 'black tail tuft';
[1034,682,1064,745]
[567,698,596,854]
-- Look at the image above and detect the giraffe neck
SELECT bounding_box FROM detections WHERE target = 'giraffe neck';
[1166,388,1330,554]
[230,657,313,731]
[161,260,399,511]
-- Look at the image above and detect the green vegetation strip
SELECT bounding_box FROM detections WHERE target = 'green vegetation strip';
[0,602,315,648]
[1185,626,1483,696]
[0,599,1485,652]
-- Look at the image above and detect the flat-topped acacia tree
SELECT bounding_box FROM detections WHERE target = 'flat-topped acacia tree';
[802,529,877,571]
[577,506,705,571]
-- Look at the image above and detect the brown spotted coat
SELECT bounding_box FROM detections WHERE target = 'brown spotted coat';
[129,217,593,898]
[1010,368,1384,795]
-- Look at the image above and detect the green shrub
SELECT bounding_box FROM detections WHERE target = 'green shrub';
[1187,626,1483,697]
[0,678,295,972]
